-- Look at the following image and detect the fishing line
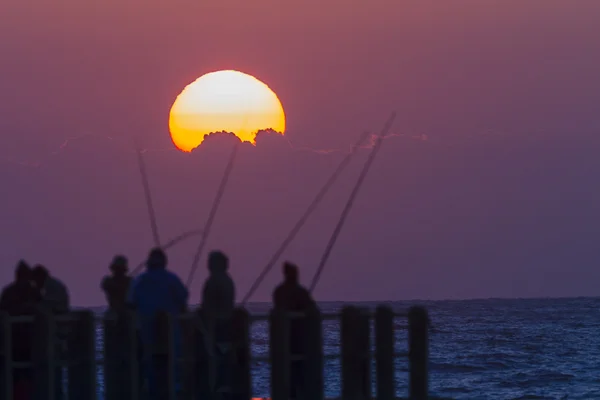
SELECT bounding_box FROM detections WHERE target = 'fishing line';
[131,229,204,275]
[308,112,397,294]
[186,141,240,288]
[134,136,162,248]
[240,130,372,305]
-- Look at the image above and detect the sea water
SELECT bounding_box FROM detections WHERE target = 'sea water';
[89,298,600,400]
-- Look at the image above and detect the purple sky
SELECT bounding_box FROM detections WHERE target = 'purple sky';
[1,1,600,306]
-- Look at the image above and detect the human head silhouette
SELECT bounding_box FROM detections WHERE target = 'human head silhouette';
[31,265,49,288]
[15,260,31,282]
[147,248,167,270]
[208,251,228,273]
[110,255,128,275]
[283,262,299,284]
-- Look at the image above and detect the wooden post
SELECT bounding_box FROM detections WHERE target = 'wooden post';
[32,308,55,400]
[270,308,290,400]
[359,309,372,400]
[231,307,251,400]
[408,306,428,400]
[67,311,96,400]
[375,306,395,400]
[341,306,371,400]
[304,305,324,400]
[104,311,139,400]
[0,312,12,400]
[154,311,175,400]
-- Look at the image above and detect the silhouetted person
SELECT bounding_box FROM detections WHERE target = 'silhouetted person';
[128,248,188,399]
[101,255,132,313]
[0,261,39,400]
[31,265,69,315]
[0,261,39,312]
[31,265,70,400]
[273,262,317,400]
[202,250,235,318]
[199,251,236,396]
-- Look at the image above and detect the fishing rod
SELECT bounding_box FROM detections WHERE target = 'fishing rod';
[134,137,162,248]
[131,229,204,275]
[308,112,397,294]
[240,130,372,305]
[186,141,240,288]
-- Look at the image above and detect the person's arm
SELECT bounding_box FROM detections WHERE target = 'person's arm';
[301,288,317,310]
[201,280,212,309]
[229,280,236,309]
[272,287,283,309]
[61,284,70,313]
[101,276,110,292]
[172,275,189,311]
[126,277,138,309]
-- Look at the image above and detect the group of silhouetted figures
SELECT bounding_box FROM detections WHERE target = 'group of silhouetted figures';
[0,262,69,400]
[0,248,316,400]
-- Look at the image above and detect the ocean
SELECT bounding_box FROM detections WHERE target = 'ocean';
[91,297,600,400]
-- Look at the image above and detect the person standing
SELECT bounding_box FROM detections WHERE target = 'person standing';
[273,262,317,400]
[101,255,133,313]
[0,261,40,400]
[128,248,188,399]
[199,251,236,397]
[31,265,70,400]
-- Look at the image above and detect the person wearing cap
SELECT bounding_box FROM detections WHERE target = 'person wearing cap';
[101,255,133,313]
[272,262,317,400]
[128,247,189,398]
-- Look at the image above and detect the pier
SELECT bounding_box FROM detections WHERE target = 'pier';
[0,305,430,400]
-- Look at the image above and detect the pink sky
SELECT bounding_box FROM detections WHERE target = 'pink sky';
[1,1,600,306]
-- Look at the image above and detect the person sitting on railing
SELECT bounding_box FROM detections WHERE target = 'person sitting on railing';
[127,247,189,398]
[31,264,70,400]
[272,262,317,400]
[198,250,236,395]
[0,260,39,400]
[101,255,133,313]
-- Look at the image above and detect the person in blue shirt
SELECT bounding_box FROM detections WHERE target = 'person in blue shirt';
[128,247,188,398]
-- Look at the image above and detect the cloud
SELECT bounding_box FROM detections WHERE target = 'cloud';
[0,127,411,169]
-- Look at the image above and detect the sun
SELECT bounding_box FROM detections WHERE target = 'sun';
[168,70,286,152]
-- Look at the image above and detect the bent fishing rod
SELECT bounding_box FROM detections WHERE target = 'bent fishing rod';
[186,141,239,288]
[308,111,397,294]
[134,137,162,248]
[240,130,372,305]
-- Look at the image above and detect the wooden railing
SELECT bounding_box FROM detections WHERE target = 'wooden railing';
[0,305,430,400]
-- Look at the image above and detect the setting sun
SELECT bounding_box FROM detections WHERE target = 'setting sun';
[168,70,286,152]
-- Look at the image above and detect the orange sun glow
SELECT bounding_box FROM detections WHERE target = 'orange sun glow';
[169,70,286,152]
